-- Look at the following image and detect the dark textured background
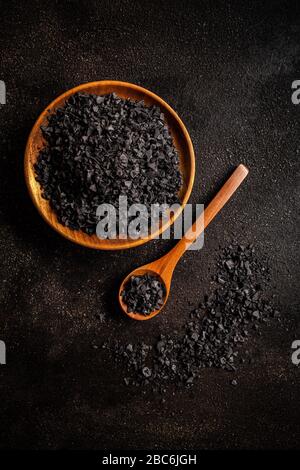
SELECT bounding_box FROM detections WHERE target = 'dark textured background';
[0,0,299,450]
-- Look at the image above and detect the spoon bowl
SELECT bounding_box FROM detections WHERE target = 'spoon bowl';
[118,264,170,321]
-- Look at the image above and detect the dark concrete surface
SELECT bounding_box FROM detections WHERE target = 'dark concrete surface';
[0,0,299,450]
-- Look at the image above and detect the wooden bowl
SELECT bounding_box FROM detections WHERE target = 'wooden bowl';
[24,81,195,250]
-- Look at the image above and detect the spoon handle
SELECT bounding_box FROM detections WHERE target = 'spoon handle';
[167,164,249,265]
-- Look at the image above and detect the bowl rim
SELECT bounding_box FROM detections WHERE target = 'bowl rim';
[24,80,195,250]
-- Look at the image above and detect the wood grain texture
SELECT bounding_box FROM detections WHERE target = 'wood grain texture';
[119,165,249,320]
[24,81,195,250]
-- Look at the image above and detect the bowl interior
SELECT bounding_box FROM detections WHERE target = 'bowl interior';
[24,81,195,250]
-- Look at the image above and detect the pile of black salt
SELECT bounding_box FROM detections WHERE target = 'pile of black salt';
[121,273,166,315]
[35,92,182,234]
[104,244,280,389]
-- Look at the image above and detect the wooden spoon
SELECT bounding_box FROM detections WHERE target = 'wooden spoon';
[119,164,249,320]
